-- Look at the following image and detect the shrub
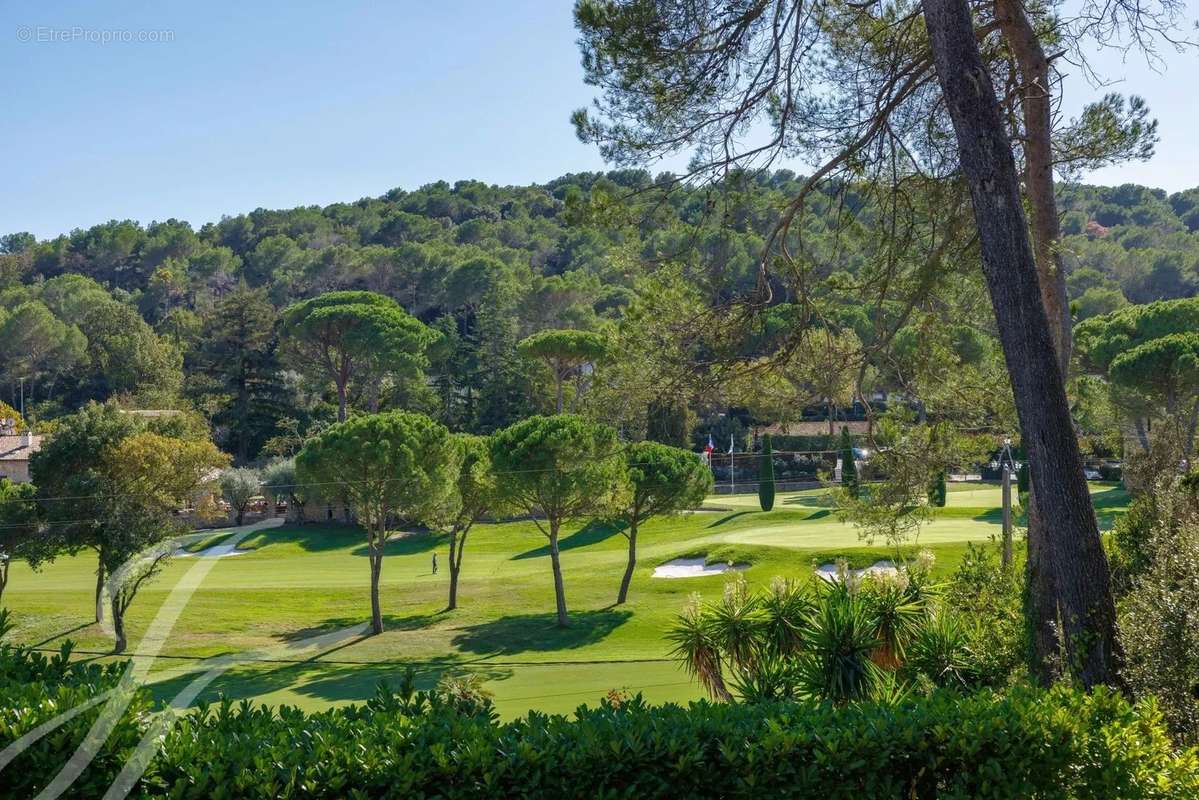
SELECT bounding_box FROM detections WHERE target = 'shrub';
[758,434,775,511]
[0,611,152,798]
[942,542,1025,687]
[1120,477,1199,744]
[4,612,1199,799]
[4,669,1198,798]
[1108,492,1159,595]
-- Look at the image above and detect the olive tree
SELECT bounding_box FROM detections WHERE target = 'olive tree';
[297,411,459,635]
[490,415,629,626]
[616,441,713,605]
[261,458,307,524]
[219,467,260,526]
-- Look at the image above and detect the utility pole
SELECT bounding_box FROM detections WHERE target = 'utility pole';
[1001,436,1014,568]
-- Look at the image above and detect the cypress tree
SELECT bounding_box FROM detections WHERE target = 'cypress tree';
[839,426,858,498]
[929,470,947,507]
[758,434,775,511]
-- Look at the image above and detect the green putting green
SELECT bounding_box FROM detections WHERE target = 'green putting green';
[2,482,1128,718]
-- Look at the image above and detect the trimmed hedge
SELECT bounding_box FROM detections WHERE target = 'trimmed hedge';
[3,666,1198,798]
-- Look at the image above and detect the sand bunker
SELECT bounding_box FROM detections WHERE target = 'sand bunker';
[815,560,897,582]
[175,543,247,558]
[652,557,747,579]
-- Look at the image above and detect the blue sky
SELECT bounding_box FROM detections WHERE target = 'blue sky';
[2,1,1196,239]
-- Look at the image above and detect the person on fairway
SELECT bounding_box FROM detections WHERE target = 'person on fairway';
[432,552,438,574]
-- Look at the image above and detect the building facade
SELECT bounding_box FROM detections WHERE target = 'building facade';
[0,432,42,484]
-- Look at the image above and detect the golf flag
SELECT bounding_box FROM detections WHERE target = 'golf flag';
[728,434,735,455]
[703,434,714,455]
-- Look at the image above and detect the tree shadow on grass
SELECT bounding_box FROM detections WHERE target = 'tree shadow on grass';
[238,524,363,553]
[705,511,756,528]
[780,493,833,508]
[511,520,625,560]
[27,621,93,648]
[349,531,441,558]
[273,612,443,643]
[450,608,631,656]
[240,524,443,557]
[148,660,516,708]
[292,662,516,704]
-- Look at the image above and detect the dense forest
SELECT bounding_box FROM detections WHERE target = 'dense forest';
[1,172,1195,462]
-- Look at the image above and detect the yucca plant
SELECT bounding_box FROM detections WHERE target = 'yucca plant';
[667,593,732,701]
[864,573,926,670]
[728,651,802,702]
[757,576,813,658]
[794,583,884,704]
[669,566,946,705]
[706,576,767,674]
[909,606,975,689]
[868,663,916,707]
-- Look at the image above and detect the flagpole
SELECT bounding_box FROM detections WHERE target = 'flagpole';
[730,435,735,494]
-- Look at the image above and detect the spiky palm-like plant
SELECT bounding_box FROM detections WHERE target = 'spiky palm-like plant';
[666,594,732,701]
[758,577,813,658]
[707,576,767,675]
[909,607,974,689]
[865,575,925,670]
[794,583,884,704]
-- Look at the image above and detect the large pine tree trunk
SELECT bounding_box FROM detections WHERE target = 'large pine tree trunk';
[548,518,569,627]
[994,0,1072,678]
[922,0,1122,688]
[994,0,1072,373]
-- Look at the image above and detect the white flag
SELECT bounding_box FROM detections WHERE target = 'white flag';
[728,434,734,455]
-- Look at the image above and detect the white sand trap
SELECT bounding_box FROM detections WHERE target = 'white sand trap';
[815,560,897,582]
[175,543,247,558]
[653,557,747,579]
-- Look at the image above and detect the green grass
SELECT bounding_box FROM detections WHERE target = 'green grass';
[2,482,1128,718]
